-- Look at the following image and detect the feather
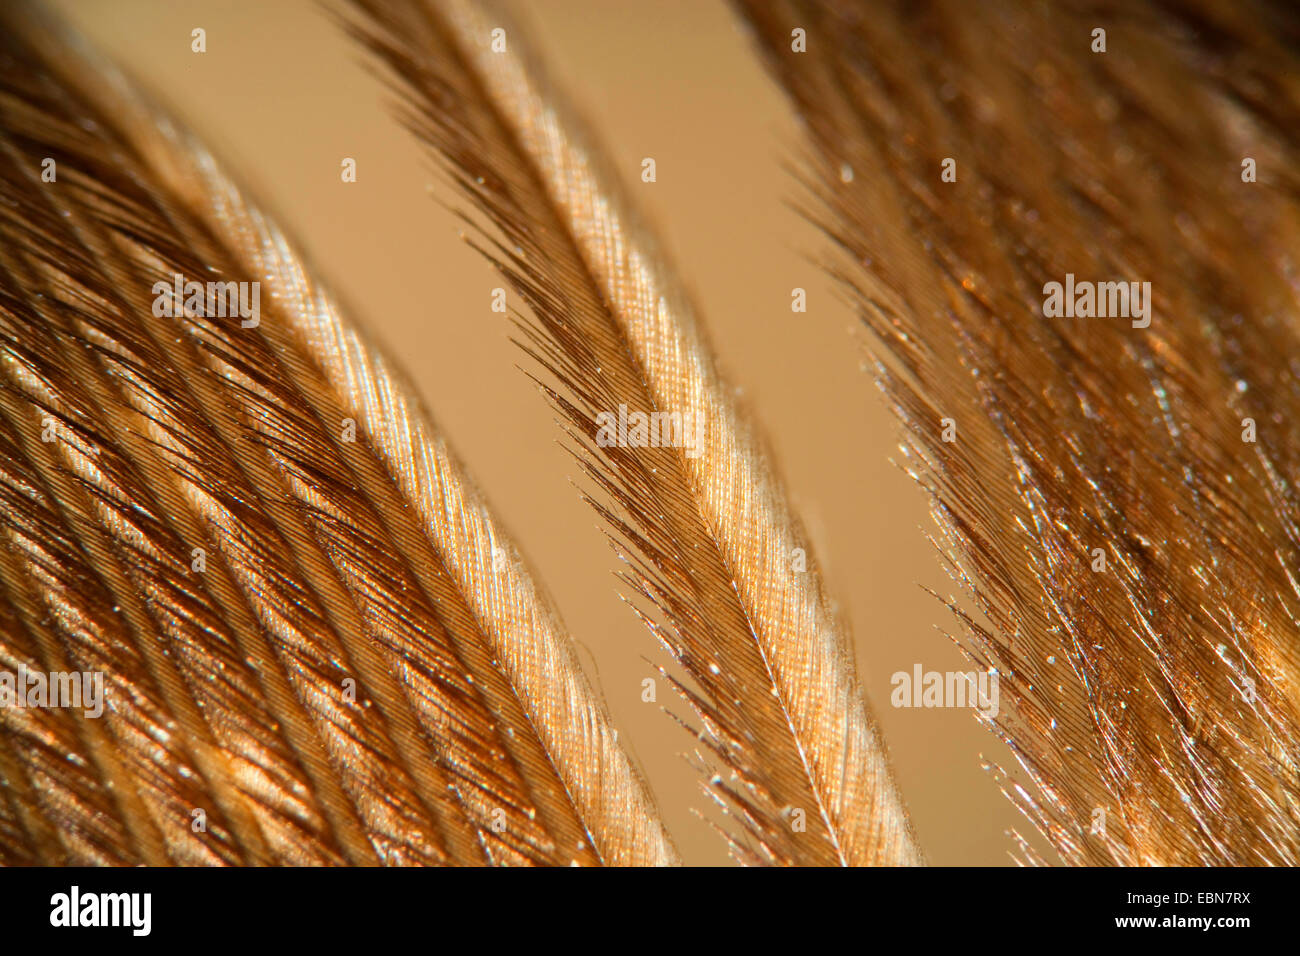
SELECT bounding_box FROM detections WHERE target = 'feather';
[735,0,1300,864]
[0,2,676,866]
[341,0,922,865]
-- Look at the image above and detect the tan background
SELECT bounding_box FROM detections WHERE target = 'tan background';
[49,0,1043,865]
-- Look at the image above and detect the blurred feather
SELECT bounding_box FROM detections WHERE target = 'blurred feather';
[342,0,921,865]
[737,0,1300,864]
[0,2,675,866]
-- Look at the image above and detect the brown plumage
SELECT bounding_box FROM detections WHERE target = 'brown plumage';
[0,1,675,866]
[735,0,1300,864]
[8,0,1293,869]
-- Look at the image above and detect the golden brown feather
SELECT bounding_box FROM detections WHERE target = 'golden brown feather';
[0,2,675,866]
[342,0,922,865]
[736,0,1300,865]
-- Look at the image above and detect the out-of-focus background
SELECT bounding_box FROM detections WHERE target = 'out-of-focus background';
[49,0,1044,865]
